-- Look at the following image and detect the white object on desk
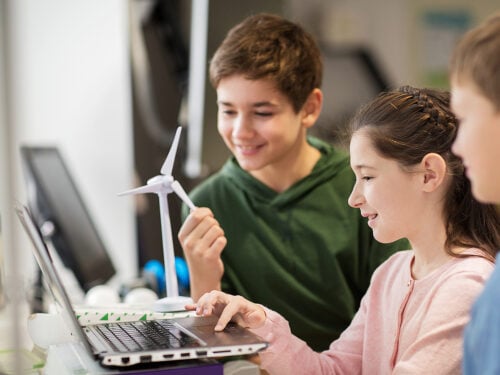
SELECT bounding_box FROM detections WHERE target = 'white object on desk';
[84,285,121,306]
[123,287,158,305]
[27,313,74,349]
[85,284,159,307]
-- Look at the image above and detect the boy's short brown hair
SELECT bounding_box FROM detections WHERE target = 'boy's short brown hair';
[209,13,323,113]
[450,12,500,110]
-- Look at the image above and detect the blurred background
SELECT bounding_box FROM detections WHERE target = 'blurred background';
[0,0,499,365]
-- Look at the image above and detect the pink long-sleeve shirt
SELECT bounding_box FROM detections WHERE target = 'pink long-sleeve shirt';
[252,250,493,375]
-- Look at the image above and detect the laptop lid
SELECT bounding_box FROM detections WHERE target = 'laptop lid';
[15,202,99,356]
[15,203,268,368]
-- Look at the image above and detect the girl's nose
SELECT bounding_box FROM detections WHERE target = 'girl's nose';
[348,183,364,208]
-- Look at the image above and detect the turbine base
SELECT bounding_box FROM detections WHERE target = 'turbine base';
[152,296,193,312]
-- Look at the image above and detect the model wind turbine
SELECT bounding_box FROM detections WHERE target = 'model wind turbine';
[119,126,195,312]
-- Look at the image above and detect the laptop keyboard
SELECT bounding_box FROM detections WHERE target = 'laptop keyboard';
[95,320,201,353]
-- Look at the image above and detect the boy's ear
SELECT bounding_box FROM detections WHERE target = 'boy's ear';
[301,88,323,128]
[421,153,447,192]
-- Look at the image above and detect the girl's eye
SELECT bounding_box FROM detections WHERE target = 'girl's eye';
[221,110,236,116]
[362,176,373,181]
[255,112,273,117]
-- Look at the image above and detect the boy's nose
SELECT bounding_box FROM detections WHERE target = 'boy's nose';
[232,116,253,138]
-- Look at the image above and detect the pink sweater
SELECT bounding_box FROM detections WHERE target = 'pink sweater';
[252,250,493,375]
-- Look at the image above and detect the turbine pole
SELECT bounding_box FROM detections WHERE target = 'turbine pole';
[157,193,178,298]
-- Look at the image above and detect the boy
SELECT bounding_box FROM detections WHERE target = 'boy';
[449,12,500,374]
[178,13,408,351]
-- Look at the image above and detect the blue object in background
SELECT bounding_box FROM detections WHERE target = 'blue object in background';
[175,257,190,291]
[144,257,190,297]
[143,259,165,295]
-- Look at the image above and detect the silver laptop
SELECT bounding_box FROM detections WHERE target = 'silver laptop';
[15,203,268,368]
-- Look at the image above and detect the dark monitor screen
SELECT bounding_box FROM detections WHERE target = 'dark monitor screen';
[20,146,116,292]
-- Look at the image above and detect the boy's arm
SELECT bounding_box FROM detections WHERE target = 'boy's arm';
[178,207,227,301]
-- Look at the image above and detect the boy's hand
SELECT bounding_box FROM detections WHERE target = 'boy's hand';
[178,207,227,301]
[186,290,266,331]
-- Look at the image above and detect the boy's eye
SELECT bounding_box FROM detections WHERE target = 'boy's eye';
[255,112,273,117]
[221,109,236,116]
[362,176,373,181]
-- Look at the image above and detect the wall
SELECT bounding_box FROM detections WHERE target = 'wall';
[0,0,136,300]
[290,0,500,88]
[0,0,11,276]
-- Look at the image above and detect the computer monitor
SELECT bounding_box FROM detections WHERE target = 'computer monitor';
[20,146,116,292]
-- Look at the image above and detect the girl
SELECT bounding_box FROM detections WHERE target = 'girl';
[188,86,500,374]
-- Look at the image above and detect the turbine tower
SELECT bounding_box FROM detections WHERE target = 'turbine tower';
[119,126,194,311]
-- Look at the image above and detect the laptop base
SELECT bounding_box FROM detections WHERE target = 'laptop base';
[44,341,225,374]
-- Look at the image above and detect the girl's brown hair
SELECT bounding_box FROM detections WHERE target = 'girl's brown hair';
[351,86,499,260]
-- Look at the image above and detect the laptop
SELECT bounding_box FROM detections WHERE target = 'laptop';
[15,203,268,368]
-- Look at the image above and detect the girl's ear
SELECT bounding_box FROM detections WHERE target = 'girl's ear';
[421,153,447,192]
[301,88,323,128]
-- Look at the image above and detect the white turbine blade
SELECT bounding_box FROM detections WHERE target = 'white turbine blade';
[171,180,195,210]
[160,126,182,176]
[117,180,163,196]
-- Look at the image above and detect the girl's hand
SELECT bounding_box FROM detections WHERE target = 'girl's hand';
[185,290,266,331]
